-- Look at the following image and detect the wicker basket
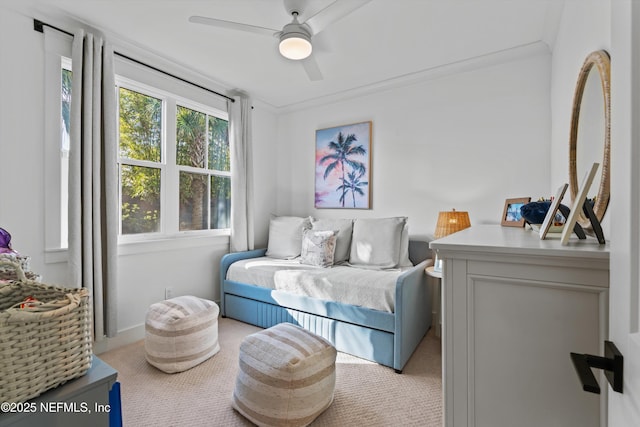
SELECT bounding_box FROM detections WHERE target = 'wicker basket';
[0,261,92,403]
[0,253,31,271]
[0,254,41,282]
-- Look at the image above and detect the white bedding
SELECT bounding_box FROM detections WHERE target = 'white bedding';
[226,257,410,313]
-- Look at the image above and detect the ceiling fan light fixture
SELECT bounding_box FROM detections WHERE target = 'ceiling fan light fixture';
[279,31,312,60]
[278,14,312,61]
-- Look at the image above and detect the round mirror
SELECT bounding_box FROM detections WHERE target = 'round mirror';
[569,50,611,229]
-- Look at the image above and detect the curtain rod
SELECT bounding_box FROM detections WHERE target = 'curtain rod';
[33,19,235,103]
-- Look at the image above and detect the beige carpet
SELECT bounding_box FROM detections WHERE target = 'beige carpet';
[100,318,442,426]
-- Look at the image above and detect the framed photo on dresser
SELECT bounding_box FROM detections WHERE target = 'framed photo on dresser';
[501,197,531,227]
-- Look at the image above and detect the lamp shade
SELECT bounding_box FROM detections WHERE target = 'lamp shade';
[278,18,312,60]
[434,209,471,239]
[279,34,312,60]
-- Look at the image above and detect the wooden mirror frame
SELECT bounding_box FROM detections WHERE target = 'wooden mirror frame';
[569,50,611,229]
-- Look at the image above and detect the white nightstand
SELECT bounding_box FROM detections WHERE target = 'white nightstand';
[425,265,442,338]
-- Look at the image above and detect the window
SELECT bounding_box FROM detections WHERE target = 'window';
[43,29,73,256]
[176,105,230,231]
[60,63,72,247]
[118,87,163,235]
[45,31,231,255]
[116,78,230,239]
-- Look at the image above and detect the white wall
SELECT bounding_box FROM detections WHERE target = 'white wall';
[0,10,51,277]
[0,6,279,351]
[276,52,552,236]
[550,0,611,232]
[0,4,566,352]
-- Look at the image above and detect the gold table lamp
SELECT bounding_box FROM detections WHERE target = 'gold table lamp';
[433,209,471,272]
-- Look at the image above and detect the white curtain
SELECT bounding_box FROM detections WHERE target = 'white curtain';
[229,95,254,252]
[68,30,119,339]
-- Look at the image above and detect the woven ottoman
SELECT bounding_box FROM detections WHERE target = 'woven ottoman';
[145,295,220,373]
[232,322,337,427]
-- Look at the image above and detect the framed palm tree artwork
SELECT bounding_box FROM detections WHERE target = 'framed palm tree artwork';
[315,121,372,209]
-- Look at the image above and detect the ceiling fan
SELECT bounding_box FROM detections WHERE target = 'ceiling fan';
[188,0,371,81]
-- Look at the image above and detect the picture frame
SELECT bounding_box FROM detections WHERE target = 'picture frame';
[501,197,531,227]
[561,162,600,245]
[539,183,569,240]
[315,121,372,209]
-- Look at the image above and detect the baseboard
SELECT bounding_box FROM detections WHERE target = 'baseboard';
[93,323,145,355]
[93,299,222,355]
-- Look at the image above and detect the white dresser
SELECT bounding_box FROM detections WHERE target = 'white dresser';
[430,225,609,427]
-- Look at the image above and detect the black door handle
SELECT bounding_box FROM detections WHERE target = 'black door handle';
[570,340,623,394]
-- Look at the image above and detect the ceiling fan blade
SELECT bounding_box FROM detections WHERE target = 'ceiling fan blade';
[301,55,323,81]
[303,0,371,35]
[188,16,279,37]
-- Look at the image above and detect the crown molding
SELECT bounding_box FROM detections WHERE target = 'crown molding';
[274,41,551,114]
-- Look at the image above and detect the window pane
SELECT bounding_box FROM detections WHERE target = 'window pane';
[208,116,230,172]
[210,175,230,229]
[119,88,162,162]
[179,171,208,231]
[60,67,72,248]
[176,106,206,168]
[121,165,161,234]
[61,68,72,152]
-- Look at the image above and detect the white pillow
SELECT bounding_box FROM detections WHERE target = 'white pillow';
[349,217,406,269]
[265,216,311,259]
[300,230,338,267]
[310,218,354,263]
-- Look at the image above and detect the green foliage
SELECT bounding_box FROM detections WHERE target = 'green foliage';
[118,88,231,234]
[176,105,230,230]
[120,165,160,234]
[121,202,159,234]
[177,106,206,168]
[118,88,162,234]
[208,117,230,172]
[61,69,72,137]
[119,87,162,162]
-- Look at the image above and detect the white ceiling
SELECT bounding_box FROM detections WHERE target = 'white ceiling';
[13,0,564,110]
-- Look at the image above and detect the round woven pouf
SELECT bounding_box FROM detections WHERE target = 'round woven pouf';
[232,322,337,427]
[145,295,220,373]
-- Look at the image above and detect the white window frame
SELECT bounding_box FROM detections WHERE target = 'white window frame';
[43,28,72,263]
[44,34,232,260]
[115,63,230,244]
[174,98,231,232]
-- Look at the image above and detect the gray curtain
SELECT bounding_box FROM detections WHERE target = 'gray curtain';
[229,95,254,252]
[68,30,119,339]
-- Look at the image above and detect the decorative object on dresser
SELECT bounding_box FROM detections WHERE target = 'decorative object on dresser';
[501,197,531,227]
[569,50,611,231]
[561,162,605,245]
[539,183,569,239]
[433,209,471,273]
[315,121,372,209]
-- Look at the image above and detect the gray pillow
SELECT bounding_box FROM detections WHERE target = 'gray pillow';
[398,221,413,267]
[265,216,311,259]
[349,217,406,269]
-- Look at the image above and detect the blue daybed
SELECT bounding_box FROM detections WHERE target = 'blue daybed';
[219,239,432,373]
